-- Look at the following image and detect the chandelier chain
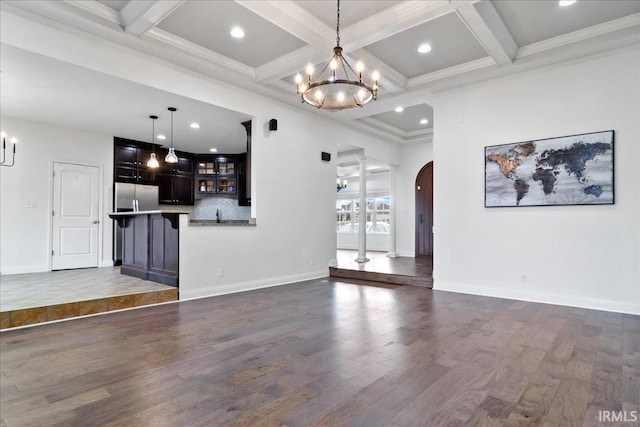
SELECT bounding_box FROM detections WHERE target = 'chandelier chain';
[336,0,340,47]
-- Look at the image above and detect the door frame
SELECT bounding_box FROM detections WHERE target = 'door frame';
[49,160,104,271]
[415,161,433,257]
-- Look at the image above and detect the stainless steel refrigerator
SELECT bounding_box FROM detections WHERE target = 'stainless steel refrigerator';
[113,182,159,264]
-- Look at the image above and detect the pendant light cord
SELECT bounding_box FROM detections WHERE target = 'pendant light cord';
[170,109,174,150]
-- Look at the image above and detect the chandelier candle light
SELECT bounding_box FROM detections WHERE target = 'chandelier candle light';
[147,115,160,168]
[295,0,379,110]
[337,177,347,192]
[165,107,178,164]
[0,131,17,167]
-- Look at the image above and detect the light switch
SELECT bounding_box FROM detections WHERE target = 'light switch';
[26,201,36,208]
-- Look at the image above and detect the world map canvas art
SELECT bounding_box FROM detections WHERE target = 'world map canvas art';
[485,130,614,207]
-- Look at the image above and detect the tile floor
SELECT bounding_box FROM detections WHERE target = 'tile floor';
[0,267,177,329]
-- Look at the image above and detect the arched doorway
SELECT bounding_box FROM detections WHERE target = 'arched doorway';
[415,162,433,257]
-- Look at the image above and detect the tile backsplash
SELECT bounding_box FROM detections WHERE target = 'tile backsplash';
[190,197,251,220]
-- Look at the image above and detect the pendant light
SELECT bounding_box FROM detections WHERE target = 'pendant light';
[165,107,178,164]
[147,115,160,168]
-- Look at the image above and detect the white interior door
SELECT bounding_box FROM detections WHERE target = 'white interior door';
[52,162,100,270]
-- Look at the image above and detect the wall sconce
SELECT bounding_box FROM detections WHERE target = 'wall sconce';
[337,177,347,192]
[0,131,17,167]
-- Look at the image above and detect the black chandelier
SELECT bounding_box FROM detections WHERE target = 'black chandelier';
[295,0,379,110]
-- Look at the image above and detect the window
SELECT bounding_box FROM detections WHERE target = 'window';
[337,196,390,233]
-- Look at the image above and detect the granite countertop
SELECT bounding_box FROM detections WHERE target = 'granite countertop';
[109,210,191,216]
[189,219,256,227]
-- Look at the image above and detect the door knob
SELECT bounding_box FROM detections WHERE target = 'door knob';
[93,220,100,224]
[419,214,424,224]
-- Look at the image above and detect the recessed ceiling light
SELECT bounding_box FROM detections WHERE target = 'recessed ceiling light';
[417,43,432,54]
[209,148,218,153]
[157,134,166,140]
[559,0,577,6]
[420,118,429,125]
[395,106,404,113]
[190,122,200,129]
[230,26,245,38]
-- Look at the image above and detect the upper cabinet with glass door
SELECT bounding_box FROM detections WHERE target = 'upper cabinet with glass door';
[195,154,238,197]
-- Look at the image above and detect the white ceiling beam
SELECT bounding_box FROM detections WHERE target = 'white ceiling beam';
[63,0,120,24]
[340,0,478,52]
[349,49,408,93]
[455,1,517,66]
[241,0,444,91]
[145,28,255,78]
[407,56,496,88]
[120,0,183,36]
[235,0,335,52]
[255,46,326,84]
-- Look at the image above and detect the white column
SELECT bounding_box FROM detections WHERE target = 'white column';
[355,156,369,263]
[387,165,398,258]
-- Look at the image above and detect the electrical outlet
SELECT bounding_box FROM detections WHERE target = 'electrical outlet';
[26,201,36,208]
[218,268,224,277]
[521,274,528,282]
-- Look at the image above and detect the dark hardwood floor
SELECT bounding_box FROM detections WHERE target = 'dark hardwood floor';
[1,278,638,426]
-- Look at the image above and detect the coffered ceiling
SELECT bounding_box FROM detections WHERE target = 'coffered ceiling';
[1,0,639,146]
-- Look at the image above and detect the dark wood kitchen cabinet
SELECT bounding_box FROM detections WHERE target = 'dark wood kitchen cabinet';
[158,149,194,175]
[158,148,194,205]
[158,173,194,205]
[238,120,252,206]
[194,154,238,198]
[114,137,159,185]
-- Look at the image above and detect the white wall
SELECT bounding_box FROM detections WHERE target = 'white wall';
[432,46,640,314]
[396,142,434,257]
[179,110,375,299]
[0,117,113,274]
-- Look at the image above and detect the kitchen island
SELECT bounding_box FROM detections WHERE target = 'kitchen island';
[109,210,190,287]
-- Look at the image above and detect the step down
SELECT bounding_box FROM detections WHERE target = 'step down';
[1,288,178,329]
[330,267,433,288]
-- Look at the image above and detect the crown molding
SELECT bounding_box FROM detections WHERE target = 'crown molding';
[517,13,640,59]
[145,27,256,78]
[357,117,433,142]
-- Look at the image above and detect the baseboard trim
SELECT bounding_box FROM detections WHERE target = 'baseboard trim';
[396,251,415,257]
[435,280,640,315]
[179,270,330,301]
[0,264,50,275]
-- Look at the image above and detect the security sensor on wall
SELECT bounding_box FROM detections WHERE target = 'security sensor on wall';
[269,119,277,131]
